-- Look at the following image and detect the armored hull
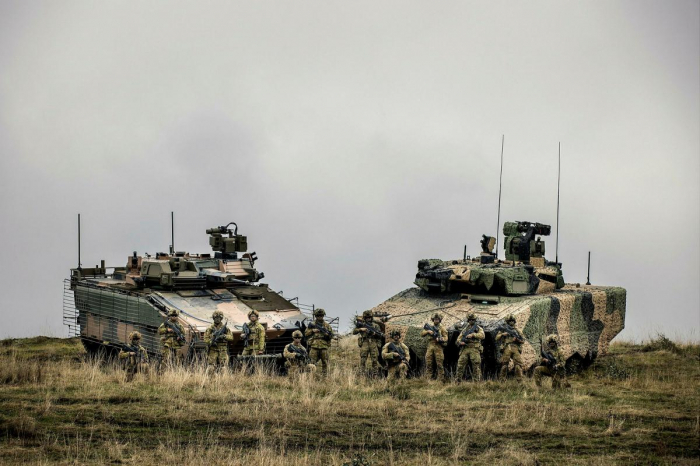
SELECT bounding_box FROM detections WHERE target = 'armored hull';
[64,222,329,363]
[367,221,626,377]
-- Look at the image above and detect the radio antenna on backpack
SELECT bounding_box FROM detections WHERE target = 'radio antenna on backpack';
[495,135,505,259]
[555,142,561,264]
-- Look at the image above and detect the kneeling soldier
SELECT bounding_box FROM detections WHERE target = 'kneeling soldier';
[353,310,383,377]
[283,330,316,377]
[382,330,410,382]
[305,308,333,376]
[158,309,186,366]
[205,310,233,370]
[534,334,571,389]
[119,331,149,382]
[455,313,485,382]
[421,313,447,381]
[242,309,266,356]
[496,314,525,382]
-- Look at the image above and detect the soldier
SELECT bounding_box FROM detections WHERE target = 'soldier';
[204,310,233,371]
[496,314,525,382]
[305,308,333,376]
[241,309,266,356]
[352,310,383,377]
[420,313,447,381]
[157,309,186,366]
[382,330,410,382]
[534,334,571,389]
[119,331,149,382]
[455,313,485,382]
[283,330,316,377]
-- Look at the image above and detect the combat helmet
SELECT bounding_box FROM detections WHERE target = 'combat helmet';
[292,330,303,339]
[129,331,142,341]
[546,334,559,345]
[248,309,259,318]
[505,314,516,324]
[431,313,443,322]
[467,313,477,322]
[390,329,401,338]
[212,310,224,320]
[314,308,326,317]
[168,309,179,317]
[362,310,373,319]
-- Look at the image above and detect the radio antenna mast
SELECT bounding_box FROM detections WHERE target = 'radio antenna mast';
[170,211,175,254]
[78,213,82,269]
[495,134,505,259]
[555,142,561,264]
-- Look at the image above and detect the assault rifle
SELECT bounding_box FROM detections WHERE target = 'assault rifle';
[541,339,559,370]
[242,322,251,347]
[355,320,385,339]
[208,321,229,349]
[458,323,480,345]
[164,319,186,345]
[497,325,524,344]
[423,323,446,344]
[388,342,408,365]
[308,321,333,341]
[119,343,146,364]
[287,344,311,365]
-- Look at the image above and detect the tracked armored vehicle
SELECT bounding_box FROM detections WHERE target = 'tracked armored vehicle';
[63,222,332,363]
[369,221,626,377]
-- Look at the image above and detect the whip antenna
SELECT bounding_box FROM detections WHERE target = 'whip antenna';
[555,142,561,264]
[170,211,175,254]
[78,213,82,269]
[495,135,504,259]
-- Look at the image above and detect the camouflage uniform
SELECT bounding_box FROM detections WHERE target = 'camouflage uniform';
[283,330,316,377]
[305,309,333,375]
[382,330,410,382]
[455,314,485,382]
[534,335,570,389]
[241,310,266,356]
[352,310,383,376]
[118,331,150,382]
[204,311,233,369]
[496,315,524,381]
[157,310,186,365]
[420,313,447,381]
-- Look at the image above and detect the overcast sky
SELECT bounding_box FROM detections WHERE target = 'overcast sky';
[0,1,698,341]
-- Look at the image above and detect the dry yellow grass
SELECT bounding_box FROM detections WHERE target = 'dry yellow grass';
[0,335,698,465]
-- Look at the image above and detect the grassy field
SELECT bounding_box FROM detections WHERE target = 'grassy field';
[0,335,698,465]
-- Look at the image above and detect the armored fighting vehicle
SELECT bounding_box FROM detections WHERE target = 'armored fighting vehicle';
[63,222,330,363]
[368,221,626,377]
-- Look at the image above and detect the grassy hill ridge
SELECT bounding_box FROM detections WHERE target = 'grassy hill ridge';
[0,336,698,465]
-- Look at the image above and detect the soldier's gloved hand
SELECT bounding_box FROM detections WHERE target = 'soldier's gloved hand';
[360,328,368,333]
[459,341,465,346]
[313,329,319,333]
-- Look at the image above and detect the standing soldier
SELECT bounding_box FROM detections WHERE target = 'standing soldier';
[119,331,149,382]
[496,314,525,382]
[534,334,571,389]
[382,330,410,383]
[455,313,485,382]
[241,309,266,356]
[283,330,316,377]
[158,309,186,366]
[204,310,233,371]
[353,310,383,377]
[420,313,447,381]
[305,308,333,376]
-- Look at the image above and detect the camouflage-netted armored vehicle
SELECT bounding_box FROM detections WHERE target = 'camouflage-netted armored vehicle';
[369,221,626,377]
[63,222,328,364]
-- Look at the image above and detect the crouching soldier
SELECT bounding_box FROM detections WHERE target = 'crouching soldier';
[496,314,525,382]
[353,310,383,377]
[455,313,485,382]
[305,308,333,376]
[382,330,410,383]
[119,331,149,382]
[242,309,266,356]
[534,334,571,389]
[205,310,233,371]
[421,313,447,381]
[283,330,316,377]
[158,309,186,366]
